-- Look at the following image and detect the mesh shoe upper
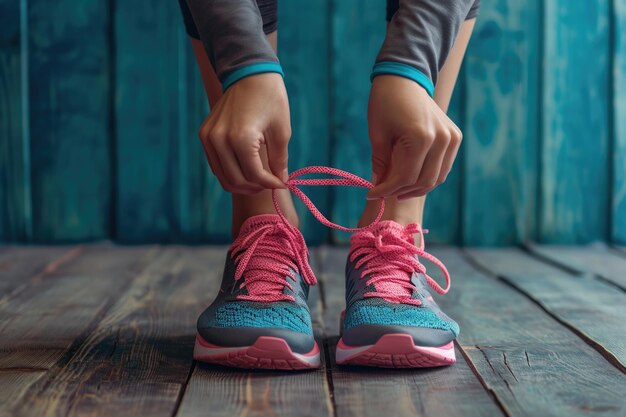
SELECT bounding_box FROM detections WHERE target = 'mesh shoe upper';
[196,214,315,353]
[342,221,459,347]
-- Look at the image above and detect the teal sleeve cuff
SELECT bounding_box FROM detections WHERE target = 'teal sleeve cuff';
[222,62,284,91]
[370,62,435,97]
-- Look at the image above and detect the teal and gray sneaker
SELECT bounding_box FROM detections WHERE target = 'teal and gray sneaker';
[336,220,459,368]
[193,214,320,370]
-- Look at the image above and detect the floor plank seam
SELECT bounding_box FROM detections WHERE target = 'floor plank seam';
[495,278,626,374]
[315,247,338,417]
[322,339,338,417]
[461,248,626,375]
[522,244,626,293]
[171,360,197,417]
[520,243,582,275]
[456,342,512,417]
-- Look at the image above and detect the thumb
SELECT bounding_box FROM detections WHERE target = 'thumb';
[266,127,290,183]
[370,135,392,187]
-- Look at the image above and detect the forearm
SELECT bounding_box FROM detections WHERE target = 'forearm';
[373,0,478,96]
[184,0,282,89]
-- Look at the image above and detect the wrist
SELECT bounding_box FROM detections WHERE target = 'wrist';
[222,62,284,91]
[371,61,434,97]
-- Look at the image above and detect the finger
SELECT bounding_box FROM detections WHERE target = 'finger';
[212,136,263,194]
[396,188,429,200]
[415,132,450,192]
[202,136,233,191]
[199,125,233,191]
[265,126,291,183]
[395,128,460,200]
[370,135,393,185]
[394,184,426,199]
[367,134,432,199]
[233,138,286,190]
[435,129,462,184]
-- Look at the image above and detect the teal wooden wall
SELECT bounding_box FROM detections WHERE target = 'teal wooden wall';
[1,0,625,245]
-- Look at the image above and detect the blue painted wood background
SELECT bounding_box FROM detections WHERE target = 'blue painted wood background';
[1,0,625,245]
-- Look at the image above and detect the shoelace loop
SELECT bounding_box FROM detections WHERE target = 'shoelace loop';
[232,166,450,303]
[272,166,385,232]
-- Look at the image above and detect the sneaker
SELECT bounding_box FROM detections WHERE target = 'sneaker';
[193,214,321,370]
[336,221,459,368]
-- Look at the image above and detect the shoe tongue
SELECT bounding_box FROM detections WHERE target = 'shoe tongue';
[239,214,283,234]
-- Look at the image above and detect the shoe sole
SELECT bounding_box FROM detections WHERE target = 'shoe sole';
[336,333,455,368]
[193,333,321,370]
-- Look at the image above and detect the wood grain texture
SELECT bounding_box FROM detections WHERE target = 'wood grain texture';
[540,0,610,243]
[431,247,626,417]
[0,246,157,370]
[10,247,218,417]
[463,0,540,245]
[0,0,31,242]
[329,0,386,243]
[178,364,333,417]
[526,243,626,290]
[115,0,183,242]
[0,246,75,294]
[176,248,333,417]
[467,247,626,371]
[0,371,47,417]
[27,0,111,242]
[317,247,504,417]
[0,246,159,417]
[614,1,626,243]
[278,0,332,244]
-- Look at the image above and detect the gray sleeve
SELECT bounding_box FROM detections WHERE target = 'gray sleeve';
[376,0,476,89]
[185,0,279,84]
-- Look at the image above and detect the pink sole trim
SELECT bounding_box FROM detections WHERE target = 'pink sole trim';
[336,333,456,368]
[193,334,321,370]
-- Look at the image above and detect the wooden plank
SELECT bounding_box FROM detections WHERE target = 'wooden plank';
[463,0,540,245]
[28,0,111,242]
[278,0,331,244]
[526,243,626,290]
[0,246,158,371]
[8,247,217,417]
[614,1,626,243]
[329,0,386,243]
[467,247,626,371]
[540,0,610,243]
[317,247,504,417]
[430,246,626,416]
[115,0,183,242]
[176,248,333,417]
[0,246,77,294]
[0,371,47,417]
[0,0,31,242]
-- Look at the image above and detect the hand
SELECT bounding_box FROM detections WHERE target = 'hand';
[366,75,462,200]
[198,73,290,194]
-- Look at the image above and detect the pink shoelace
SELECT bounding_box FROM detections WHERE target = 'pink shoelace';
[349,222,451,306]
[230,166,449,304]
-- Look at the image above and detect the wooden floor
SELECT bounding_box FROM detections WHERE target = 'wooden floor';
[1,244,625,417]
